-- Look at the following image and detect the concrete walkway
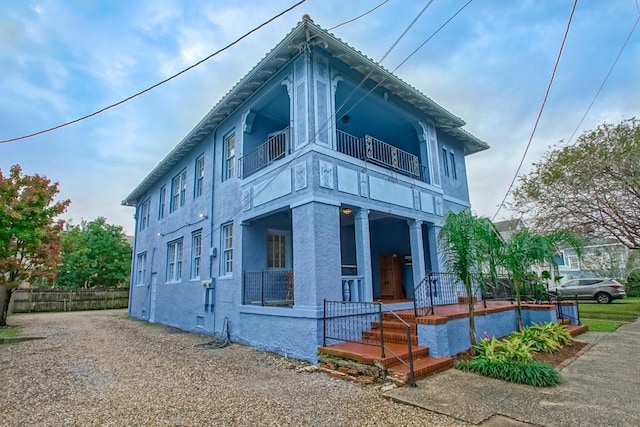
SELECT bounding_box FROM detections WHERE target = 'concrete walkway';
[385,320,640,426]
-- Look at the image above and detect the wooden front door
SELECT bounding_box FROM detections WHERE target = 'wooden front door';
[379,254,404,299]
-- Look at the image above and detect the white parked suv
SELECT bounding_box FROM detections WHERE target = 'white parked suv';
[549,278,627,304]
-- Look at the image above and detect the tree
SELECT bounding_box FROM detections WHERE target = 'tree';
[56,217,132,289]
[512,118,640,251]
[497,230,582,331]
[0,165,70,326]
[438,210,498,346]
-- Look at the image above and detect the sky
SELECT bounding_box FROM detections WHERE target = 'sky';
[1,0,639,235]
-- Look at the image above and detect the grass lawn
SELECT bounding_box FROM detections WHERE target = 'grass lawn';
[0,326,21,339]
[579,297,640,332]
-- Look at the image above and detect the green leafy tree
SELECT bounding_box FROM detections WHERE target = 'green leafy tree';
[512,118,640,250]
[497,230,582,331]
[438,210,499,346]
[56,217,132,289]
[0,165,70,326]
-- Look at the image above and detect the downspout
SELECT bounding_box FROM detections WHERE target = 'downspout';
[128,206,139,318]
[209,128,217,334]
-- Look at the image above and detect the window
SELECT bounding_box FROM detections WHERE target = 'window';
[139,200,151,230]
[567,254,579,270]
[158,185,166,219]
[191,231,202,280]
[167,239,183,282]
[222,223,233,275]
[136,252,147,285]
[170,169,187,213]
[223,132,235,181]
[442,147,450,177]
[267,233,286,269]
[449,151,457,180]
[194,155,205,198]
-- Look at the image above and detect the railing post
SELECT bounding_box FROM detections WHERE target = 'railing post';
[261,270,265,306]
[323,299,327,347]
[428,274,435,315]
[378,303,385,358]
[406,325,417,387]
[574,294,581,325]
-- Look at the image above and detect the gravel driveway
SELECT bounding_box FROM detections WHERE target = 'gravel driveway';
[1,310,467,426]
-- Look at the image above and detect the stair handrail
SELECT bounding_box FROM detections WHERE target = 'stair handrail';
[379,302,417,388]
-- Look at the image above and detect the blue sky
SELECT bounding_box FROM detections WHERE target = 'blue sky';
[1,0,639,234]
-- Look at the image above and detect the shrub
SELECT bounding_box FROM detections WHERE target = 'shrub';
[512,322,572,353]
[456,359,560,387]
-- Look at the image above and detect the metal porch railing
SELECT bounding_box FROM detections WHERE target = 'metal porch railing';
[240,128,289,178]
[242,269,293,307]
[336,130,424,182]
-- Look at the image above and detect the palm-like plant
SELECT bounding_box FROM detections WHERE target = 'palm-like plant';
[438,210,498,345]
[498,230,582,330]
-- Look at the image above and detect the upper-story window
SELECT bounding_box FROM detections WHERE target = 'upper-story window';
[139,199,151,230]
[170,169,187,213]
[442,148,450,177]
[223,132,235,181]
[449,151,458,180]
[194,155,205,198]
[158,185,166,219]
[167,238,183,282]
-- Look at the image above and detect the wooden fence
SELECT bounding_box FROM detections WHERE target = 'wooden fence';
[9,288,129,313]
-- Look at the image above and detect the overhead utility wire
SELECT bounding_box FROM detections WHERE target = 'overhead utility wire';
[0,0,308,145]
[567,13,640,145]
[326,0,391,31]
[492,0,578,221]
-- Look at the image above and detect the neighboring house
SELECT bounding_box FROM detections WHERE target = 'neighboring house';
[122,16,488,362]
[558,237,629,281]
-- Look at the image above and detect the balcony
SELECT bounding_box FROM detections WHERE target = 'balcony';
[337,130,428,182]
[240,128,290,178]
[239,127,429,183]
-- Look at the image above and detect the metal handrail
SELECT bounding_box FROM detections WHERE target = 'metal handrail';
[379,302,417,387]
[240,128,289,178]
[323,300,417,386]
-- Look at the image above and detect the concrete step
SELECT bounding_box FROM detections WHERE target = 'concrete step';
[387,356,454,385]
[318,341,429,368]
[362,329,418,345]
[567,324,589,337]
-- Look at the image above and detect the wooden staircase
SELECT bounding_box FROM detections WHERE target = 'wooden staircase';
[318,311,453,386]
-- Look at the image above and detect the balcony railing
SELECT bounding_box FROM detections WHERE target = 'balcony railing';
[242,269,293,307]
[240,128,290,178]
[336,130,424,181]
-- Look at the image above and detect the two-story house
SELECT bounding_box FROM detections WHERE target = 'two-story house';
[123,16,489,362]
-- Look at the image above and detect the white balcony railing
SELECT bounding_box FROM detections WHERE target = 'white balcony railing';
[240,128,289,178]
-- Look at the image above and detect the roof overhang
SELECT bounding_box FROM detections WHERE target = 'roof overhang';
[123,17,489,207]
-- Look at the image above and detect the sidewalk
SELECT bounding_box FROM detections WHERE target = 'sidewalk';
[385,320,640,426]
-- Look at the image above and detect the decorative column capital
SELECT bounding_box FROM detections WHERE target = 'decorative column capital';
[407,219,423,229]
[354,207,370,220]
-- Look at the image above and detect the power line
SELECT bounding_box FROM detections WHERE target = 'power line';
[326,0,391,31]
[492,0,578,221]
[0,0,308,145]
[567,13,640,145]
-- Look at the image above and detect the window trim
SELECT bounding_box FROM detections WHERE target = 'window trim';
[191,230,202,280]
[158,185,166,219]
[170,169,187,213]
[136,252,147,286]
[139,199,151,231]
[221,223,233,275]
[441,147,450,177]
[194,154,205,198]
[449,150,457,180]
[223,132,236,181]
[167,238,184,282]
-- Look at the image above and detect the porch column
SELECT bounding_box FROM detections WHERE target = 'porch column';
[408,220,427,291]
[354,208,373,302]
[427,224,443,272]
[292,201,342,308]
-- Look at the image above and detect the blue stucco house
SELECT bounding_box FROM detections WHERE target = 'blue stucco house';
[123,16,489,363]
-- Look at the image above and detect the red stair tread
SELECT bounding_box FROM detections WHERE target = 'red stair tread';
[388,356,454,378]
[318,341,429,367]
